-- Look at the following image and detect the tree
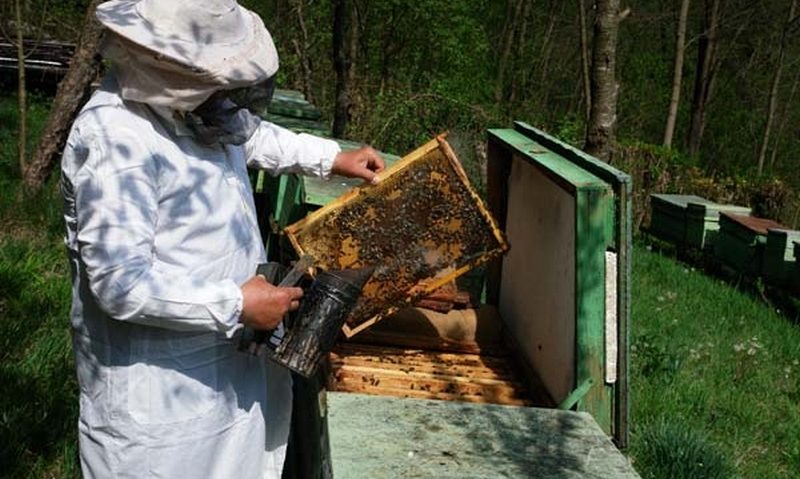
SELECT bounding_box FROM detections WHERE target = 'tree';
[289,0,314,103]
[578,0,593,122]
[584,0,622,162]
[757,0,798,175]
[332,0,350,138]
[686,0,720,156]
[13,0,27,175]
[663,0,690,147]
[22,0,104,192]
[0,0,49,176]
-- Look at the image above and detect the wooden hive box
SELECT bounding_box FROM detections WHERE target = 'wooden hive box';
[285,135,509,337]
[716,213,785,276]
[791,241,800,293]
[685,202,751,252]
[763,229,800,285]
[649,194,712,247]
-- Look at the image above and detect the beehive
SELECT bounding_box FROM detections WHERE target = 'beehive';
[716,213,785,275]
[763,229,800,285]
[285,136,508,337]
[649,194,712,247]
[684,202,751,251]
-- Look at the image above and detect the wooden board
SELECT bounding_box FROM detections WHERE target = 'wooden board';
[285,136,508,337]
[328,343,532,406]
[500,154,576,404]
[326,392,641,478]
[486,127,616,438]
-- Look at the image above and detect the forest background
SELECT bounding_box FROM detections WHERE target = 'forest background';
[3,0,800,227]
[2,0,800,478]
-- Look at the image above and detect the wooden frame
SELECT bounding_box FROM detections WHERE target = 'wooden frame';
[285,135,509,337]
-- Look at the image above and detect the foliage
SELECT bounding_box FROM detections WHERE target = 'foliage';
[613,141,799,229]
[0,95,50,178]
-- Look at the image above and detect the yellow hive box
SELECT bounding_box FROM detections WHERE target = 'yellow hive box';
[285,135,509,337]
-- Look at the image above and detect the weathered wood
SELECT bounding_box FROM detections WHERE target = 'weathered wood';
[486,125,626,443]
[325,393,641,478]
[413,298,454,313]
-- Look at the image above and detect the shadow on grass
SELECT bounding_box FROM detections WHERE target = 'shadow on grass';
[0,232,79,478]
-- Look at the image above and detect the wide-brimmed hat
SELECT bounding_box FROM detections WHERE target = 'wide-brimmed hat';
[95,0,278,87]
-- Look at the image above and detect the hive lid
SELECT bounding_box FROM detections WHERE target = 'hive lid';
[651,194,711,210]
[285,135,509,337]
[686,202,751,219]
[720,212,786,237]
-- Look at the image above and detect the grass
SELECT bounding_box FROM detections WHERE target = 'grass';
[2,93,800,478]
[629,242,800,478]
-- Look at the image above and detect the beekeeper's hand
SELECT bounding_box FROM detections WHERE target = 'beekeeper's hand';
[332,146,385,185]
[239,276,304,330]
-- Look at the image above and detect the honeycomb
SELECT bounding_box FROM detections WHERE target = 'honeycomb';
[285,136,508,337]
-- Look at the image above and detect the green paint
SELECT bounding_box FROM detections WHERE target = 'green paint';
[685,203,751,251]
[511,122,632,447]
[763,229,800,285]
[575,187,614,435]
[716,214,767,275]
[558,378,595,410]
[489,126,626,441]
[487,129,610,191]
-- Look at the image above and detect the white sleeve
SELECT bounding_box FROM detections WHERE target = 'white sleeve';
[74,132,243,337]
[243,120,341,178]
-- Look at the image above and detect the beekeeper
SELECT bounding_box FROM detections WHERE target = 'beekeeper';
[60,1,384,477]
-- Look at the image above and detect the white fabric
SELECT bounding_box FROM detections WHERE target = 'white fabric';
[99,35,226,112]
[61,75,340,479]
[96,0,279,88]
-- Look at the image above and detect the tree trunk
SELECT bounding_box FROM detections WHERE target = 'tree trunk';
[663,0,690,147]
[508,0,533,105]
[290,0,314,103]
[686,0,720,157]
[578,0,592,122]
[757,0,797,175]
[15,0,27,176]
[494,0,524,103]
[22,0,104,192]
[332,0,350,138]
[583,0,621,162]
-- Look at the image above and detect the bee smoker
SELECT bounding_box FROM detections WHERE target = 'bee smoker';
[239,256,372,378]
[266,267,372,377]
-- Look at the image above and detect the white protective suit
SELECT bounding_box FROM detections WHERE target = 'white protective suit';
[61,75,340,478]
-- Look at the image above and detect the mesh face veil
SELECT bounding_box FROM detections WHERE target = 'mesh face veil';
[184,77,277,145]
